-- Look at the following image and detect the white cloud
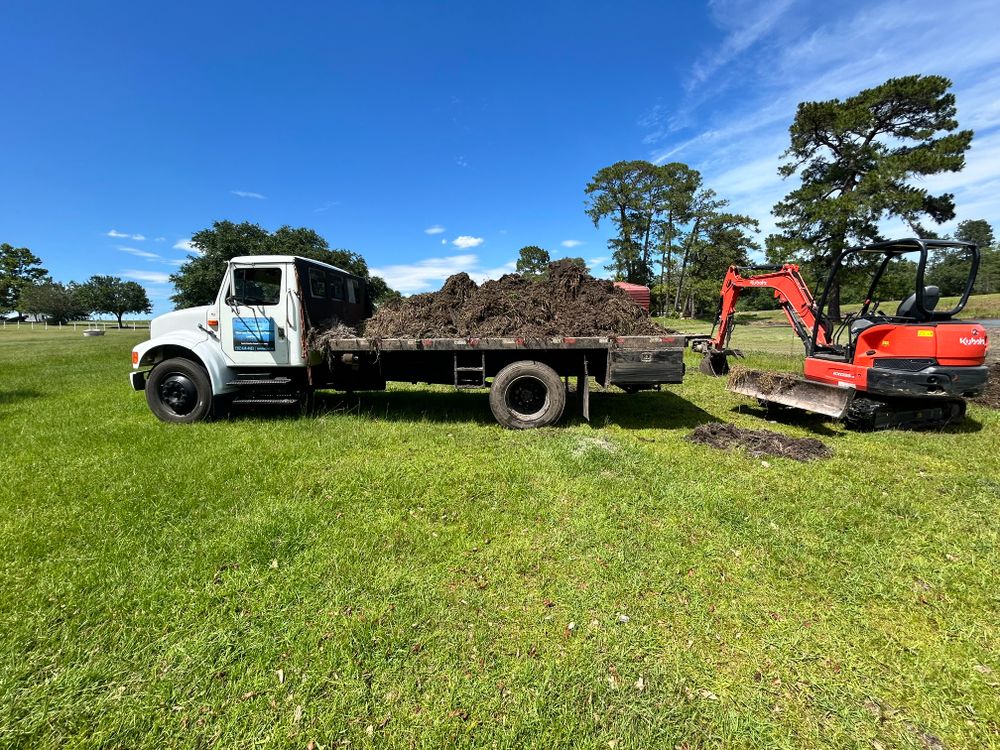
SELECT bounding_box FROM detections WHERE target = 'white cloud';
[561,240,584,248]
[123,270,171,283]
[642,0,1000,238]
[441,238,447,245]
[118,246,160,260]
[452,235,484,249]
[588,257,608,266]
[131,234,146,241]
[470,260,517,284]
[424,225,446,235]
[154,237,166,242]
[370,254,521,294]
[371,254,479,294]
[106,229,129,238]
[688,0,797,91]
[231,190,267,199]
[173,239,197,252]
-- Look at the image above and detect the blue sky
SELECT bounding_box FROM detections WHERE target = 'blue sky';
[1,0,997,315]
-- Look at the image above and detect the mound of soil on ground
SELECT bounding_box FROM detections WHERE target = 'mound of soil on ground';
[971,362,1000,409]
[361,260,672,339]
[687,422,832,462]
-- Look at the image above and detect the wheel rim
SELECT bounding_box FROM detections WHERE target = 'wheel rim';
[159,373,198,416]
[504,375,549,419]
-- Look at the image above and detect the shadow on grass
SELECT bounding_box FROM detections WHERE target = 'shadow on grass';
[0,389,42,413]
[226,387,715,430]
[585,390,715,429]
[227,389,496,426]
[728,404,845,437]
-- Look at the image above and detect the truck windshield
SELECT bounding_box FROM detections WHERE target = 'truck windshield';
[233,268,282,306]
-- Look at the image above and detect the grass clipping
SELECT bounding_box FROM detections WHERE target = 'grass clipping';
[687,422,832,462]
[361,260,673,339]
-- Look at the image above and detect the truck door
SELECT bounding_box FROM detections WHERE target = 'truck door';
[219,264,291,367]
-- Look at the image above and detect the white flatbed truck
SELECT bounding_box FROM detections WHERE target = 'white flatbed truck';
[130,255,687,429]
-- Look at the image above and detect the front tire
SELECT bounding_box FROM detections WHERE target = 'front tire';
[146,357,213,423]
[489,361,566,429]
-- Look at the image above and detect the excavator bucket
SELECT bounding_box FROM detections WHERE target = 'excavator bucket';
[698,349,744,377]
[699,351,730,376]
[727,368,855,419]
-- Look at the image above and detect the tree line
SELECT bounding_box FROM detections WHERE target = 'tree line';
[0,222,402,327]
[0,243,152,327]
[576,74,989,319]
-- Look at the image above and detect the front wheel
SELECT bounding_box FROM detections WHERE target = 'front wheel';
[146,357,214,423]
[489,361,566,429]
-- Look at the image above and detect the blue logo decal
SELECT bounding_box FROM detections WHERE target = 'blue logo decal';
[233,317,276,352]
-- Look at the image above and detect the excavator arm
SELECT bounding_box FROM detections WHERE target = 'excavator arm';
[699,263,831,375]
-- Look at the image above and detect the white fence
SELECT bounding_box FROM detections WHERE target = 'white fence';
[0,320,149,331]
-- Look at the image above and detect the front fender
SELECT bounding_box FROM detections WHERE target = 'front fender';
[132,331,237,395]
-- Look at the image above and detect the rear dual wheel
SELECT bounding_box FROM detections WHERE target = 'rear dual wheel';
[489,361,566,429]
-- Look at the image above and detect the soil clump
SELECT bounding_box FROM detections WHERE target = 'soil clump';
[687,422,832,462]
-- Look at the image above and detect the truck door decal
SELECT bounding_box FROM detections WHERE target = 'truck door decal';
[233,317,276,352]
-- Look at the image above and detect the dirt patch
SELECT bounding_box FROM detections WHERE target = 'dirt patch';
[971,362,1000,409]
[361,260,672,339]
[687,422,832,462]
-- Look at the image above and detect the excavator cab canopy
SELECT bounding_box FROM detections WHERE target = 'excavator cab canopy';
[810,238,980,356]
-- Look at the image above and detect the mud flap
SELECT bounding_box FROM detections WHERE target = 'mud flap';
[578,356,590,421]
[727,368,855,419]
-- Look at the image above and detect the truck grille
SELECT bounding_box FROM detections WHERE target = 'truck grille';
[872,358,936,372]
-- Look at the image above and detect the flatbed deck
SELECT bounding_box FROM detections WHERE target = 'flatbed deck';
[313,334,686,352]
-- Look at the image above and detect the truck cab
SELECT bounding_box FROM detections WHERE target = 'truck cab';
[131,256,367,422]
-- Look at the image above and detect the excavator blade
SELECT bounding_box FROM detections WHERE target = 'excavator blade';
[727,368,855,419]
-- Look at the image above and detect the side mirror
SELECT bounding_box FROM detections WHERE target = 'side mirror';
[224,294,237,307]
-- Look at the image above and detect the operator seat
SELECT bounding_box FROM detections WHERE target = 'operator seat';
[895,285,941,321]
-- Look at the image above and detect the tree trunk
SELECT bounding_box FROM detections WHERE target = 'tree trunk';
[116,312,125,328]
[827,278,842,322]
[673,217,700,312]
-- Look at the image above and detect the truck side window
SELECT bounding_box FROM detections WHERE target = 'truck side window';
[233,268,282,306]
[308,268,326,299]
[329,274,345,301]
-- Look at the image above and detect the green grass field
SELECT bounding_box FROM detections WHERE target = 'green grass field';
[2,328,999,748]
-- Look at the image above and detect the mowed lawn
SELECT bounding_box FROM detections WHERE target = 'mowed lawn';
[1,329,998,749]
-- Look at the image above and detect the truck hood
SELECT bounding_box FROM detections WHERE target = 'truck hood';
[150,306,210,338]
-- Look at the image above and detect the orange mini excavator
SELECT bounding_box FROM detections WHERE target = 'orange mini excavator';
[696,238,990,429]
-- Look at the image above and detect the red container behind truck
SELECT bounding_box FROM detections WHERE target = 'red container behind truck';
[614,282,651,310]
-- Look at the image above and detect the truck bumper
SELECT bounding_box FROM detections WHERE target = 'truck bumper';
[130,370,147,391]
[866,364,989,399]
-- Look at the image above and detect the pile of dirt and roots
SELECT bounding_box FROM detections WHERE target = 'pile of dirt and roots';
[727,365,802,395]
[971,362,1000,409]
[687,422,832,462]
[360,260,673,339]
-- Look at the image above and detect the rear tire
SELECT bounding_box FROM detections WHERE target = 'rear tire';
[489,361,566,429]
[146,357,213,423]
